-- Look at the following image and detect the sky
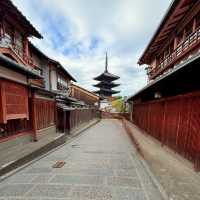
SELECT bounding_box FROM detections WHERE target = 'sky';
[12,0,172,97]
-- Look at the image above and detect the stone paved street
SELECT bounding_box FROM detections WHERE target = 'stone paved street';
[0,119,164,200]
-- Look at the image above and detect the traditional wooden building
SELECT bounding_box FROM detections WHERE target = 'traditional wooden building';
[56,83,99,134]
[128,0,200,170]
[70,83,99,107]
[0,0,99,160]
[48,59,76,94]
[0,0,56,146]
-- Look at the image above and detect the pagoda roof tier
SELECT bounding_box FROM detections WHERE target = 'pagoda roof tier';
[94,71,120,81]
[94,88,120,95]
[93,81,120,88]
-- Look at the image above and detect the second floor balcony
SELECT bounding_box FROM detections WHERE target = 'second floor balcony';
[0,34,33,67]
[149,26,200,80]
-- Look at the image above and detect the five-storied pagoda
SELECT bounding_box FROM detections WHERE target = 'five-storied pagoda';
[94,53,120,99]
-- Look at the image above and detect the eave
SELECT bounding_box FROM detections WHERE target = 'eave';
[94,72,120,81]
[0,53,43,79]
[128,51,200,101]
[93,82,120,88]
[138,0,197,65]
[94,88,120,94]
[1,0,42,39]
[49,58,77,82]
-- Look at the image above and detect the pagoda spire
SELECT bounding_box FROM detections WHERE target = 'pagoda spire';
[105,52,108,72]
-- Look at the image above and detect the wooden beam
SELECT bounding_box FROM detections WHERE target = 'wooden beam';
[193,18,197,33]
[177,1,200,35]
[31,91,38,141]
[149,1,196,58]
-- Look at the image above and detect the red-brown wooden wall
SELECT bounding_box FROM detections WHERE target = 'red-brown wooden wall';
[34,98,55,130]
[132,92,200,170]
[0,79,28,123]
[56,108,97,133]
[69,109,97,130]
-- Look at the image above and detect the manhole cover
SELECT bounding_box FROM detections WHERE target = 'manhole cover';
[52,161,66,168]
[71,144,80,148]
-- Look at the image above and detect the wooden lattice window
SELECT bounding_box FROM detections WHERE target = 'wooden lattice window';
[0,79,29,124]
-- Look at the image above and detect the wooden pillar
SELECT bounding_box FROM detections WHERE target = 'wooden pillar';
[192,18,197,33]
[54,99,57,132]
[182,29,186,41]
[63,110,66,134]
[23,36,29,63]
[161,101,166,146]
[13,29,16,47]
[174,36,178,50]
[31,91,38,142]
[0,21,4,40]
[68,111,71,134]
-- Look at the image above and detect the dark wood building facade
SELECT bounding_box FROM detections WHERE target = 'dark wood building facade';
[128,0,200,171]
[70,83,99,107]
[0,0,99,162]
[0,0,76,145]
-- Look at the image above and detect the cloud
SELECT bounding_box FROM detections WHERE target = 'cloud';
[12,0,172,96]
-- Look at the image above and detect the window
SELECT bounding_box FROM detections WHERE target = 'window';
[57,75,68,91]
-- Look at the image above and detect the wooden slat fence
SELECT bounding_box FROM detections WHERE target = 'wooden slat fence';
[34,98,55,130]
[132,92,200,171]
[69,109,97,131]
[57,108,98,133]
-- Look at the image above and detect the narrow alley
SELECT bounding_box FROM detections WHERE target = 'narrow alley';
[0,120,164,200]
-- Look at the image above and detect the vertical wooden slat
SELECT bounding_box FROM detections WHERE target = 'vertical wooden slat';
[132,92,200,171]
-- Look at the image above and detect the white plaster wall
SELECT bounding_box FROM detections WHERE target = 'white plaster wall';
[50,69,57,90]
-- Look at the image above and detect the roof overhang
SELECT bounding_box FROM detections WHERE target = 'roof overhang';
[0,53,43,79]
[129,51,200,101]
[138,0,197,65]
[49,59,76,82]
[1,0,42,39]
[94,72,120,81]
[71,83,100,100]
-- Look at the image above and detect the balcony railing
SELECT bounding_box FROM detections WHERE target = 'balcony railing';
[149,26,200,79]
[0,35,24,58]
[57,82,68,91]
[30,79,45,88]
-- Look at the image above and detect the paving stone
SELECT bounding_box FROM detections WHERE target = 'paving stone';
[109,161,135,169]
[70,186,113,200]
[107,177,141,188]
[114,188,146,200]
[2,198,38,200]
[31,174,53,183]
[115,169,138,177]
[0,120,163,199]
[3,174,37,184]
[50,175,104,185]
[25,167,53,174]
[53,168,114,176]
[25,184,71,198]
[0,184,34,197]
[145,183,164,200]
